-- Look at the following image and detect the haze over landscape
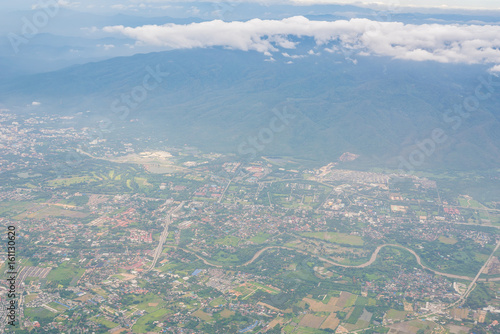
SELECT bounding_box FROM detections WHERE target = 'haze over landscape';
[1,1,500,333]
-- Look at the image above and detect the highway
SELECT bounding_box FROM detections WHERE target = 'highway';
[453,237,500,306]
[349,238,500,333]
[145,201,185,272]
[218,179,232,203]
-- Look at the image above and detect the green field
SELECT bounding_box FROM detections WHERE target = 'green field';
[94,316,119,329]
[193,309,213,321]
[347,306,364,324]
[386,309,407,321]
[345,294,358,307]
[355,296,368,306]
[132,308,171,333]
[300,232,364,246]
[235,281,280,300]
[293,327,327,334]
[25,307,56,325]
[0,201,32,218]
[438,236,458,244]
[215,235,240,247]
[249,281,280,294]
[458,197,485,209]
[134,296,166,313]
[47,175,96,187]
[46,265,85,287]
[213,251,240,263]
[209,297,227,307]
[48,302,68,312]
[135,177,152,188]
[250,232,271,244]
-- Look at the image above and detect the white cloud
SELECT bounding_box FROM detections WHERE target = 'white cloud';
[32,0,79,9]
[188,6,200,15]
[58,0,80,8]
[111,4,127,9]
[96,44,115,50]
[31,101,41,106]
[81,26,99,34]
[282,52,306,59]
[103,16,500,70]
[489,64,500,72]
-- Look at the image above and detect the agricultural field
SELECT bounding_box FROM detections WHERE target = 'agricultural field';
[47,175,96,187]
[15,204,88,220]
[250,232,271,244]
[193,309,213,321]
[458,197,485,209]
[386,309,408,321]
[24,307,56,326]
[439,236,458,244]
[46,265,85,287]
[209,297,227,307]
[94,316,119,330]
[132,308,171,333]
[215,235,240,247]
[296,292,374,332]
[233,282,280,300]
[0,201,33,218]
[219,309,235,318]
[300,232,364,246]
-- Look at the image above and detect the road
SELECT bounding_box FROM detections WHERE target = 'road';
[453,237,500,305]
[178,247,223,268]
[218,180,232,203]
[349,239,500,333]
[145,201,185,272]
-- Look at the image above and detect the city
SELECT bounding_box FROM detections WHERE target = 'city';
[0,110,499,333]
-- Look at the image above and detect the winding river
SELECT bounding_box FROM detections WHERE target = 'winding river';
[178,244,500,282]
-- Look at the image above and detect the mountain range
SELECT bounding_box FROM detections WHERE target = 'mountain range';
[1,46,499,171]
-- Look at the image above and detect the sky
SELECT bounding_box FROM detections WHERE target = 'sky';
[3,0,500,12]
[292,0,500,10]
[2,0,500,73]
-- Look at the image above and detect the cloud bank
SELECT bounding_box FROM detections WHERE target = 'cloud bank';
[103,16,500,70]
